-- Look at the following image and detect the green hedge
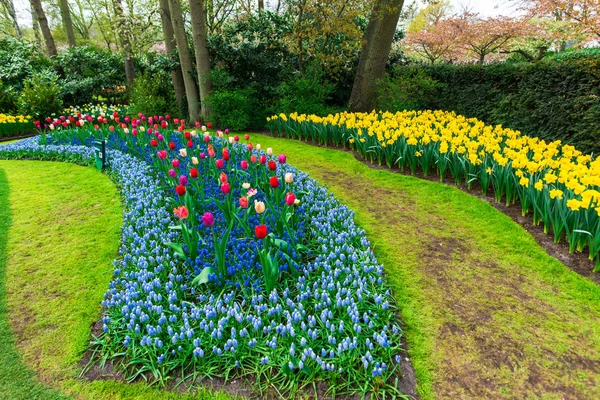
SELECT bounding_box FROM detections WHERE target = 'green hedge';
[382,55,600,154]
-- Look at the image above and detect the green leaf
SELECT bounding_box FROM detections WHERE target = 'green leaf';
[165,242,186,259]
[192,267,213,285]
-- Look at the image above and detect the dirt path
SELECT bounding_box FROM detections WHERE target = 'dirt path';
[252,133,600,400]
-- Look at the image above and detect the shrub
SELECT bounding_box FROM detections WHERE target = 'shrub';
[17,72,63,120]
[376,67,439,112]
[129,71,177,117]
[276,65,337,116]
[208,87,254,131]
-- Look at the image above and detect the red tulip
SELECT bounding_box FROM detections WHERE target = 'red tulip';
[234,135,239,142]
[270,176,279,188]
[251,155,257,163]
[178,126,184,132]
[166,114,171,120]
[207,122,213,129]
[245,134,250,141]
[174,118,179,124]
[185,131,191,139]
[173,205,188,219]
[220,172,228,183]
[204,135,211,143]
[268,161,277,171]
[255,225,268,240]
[221,182,231,194]
[109,125,115,132]
[175,185,186,196]
[260,155,267,164]
[190,168,199,178]
[215,159,224,169]
[169,142,176,150]
[222,148,230,161]
[161,121,168,128]
[285,192,296,206]
[239,196,249,208]
[132,128,138,136]
[247,143,253,151]
[150,140,158,147]
[157,150,167,159]
[240,160,248,170]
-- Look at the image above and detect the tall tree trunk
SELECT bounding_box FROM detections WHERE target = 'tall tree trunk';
[58,0,76,47]
[478,53,485,65]
[112,0,135,86]
[30,0,57,56]
[168,0,200,123]
[348,0,404,112]
[158,0,186,117]
[258,0,263,11]
[30,4,42,47]
[1,0,21,39]
[189,0,212,121]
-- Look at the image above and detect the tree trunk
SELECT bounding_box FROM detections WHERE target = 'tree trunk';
[258,0,263,11]
[168,0,200,123]
[30,4,42,47]
[189,0,212,121]
[348,0,404,112]
[1,0,21,39]
[112,0,135,86]
[478,53,485,65]
[29,0,57,56]
[58,0,76,47]
[158,0,186,117]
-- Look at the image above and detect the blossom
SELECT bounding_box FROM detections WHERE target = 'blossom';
[247,188,257,198]
[242,182,251,189]
[191,157,199,165]
[254,200,266,214]
[157,150,167,160]
[169,142,176,150]
[244,133,250,141]
[240,160,248,170]
[179,149,187,157]
[285,173,293,183]
[190,168,199,178]
[222,148,230,161]
[202,212,215,227]
[187,140,193,148]
[150,140,158,147]
[175,185,186,196]
[255,225,268,239]
[207,122,213,129]
[267,147,273,155]
[278,154,287,164]
[270,176,279,188]
[172,159,180,168]
[168,169,176,178]
[215,159,225,169]
[173,206,188,219]
[239,197,249,208]
[251,155,257,163]
[285,193,296,206]
[268,161,277,171]
[260,155,267,164]
[221,182,231,194]
[179,176,188,186]
[220,172,228,183]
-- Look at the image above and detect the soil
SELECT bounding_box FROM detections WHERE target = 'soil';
[0,132,38,143]
[260,133,599,285]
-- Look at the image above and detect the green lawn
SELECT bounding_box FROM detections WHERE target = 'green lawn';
[250,133,600,400]
[1,136,600,400]
[0,160,233,400]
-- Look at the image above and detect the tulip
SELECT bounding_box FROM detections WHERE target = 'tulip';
[174,118,179,124]
[173,206,188,219]
[234,135,240,142]
[278,154,286,164]
[191,157,199,165]
[242,182,251,189]
[172,159,180,168]
[247,188,257,198]
[255,225,268,239]
[228,137,234,144]
[169,142,176,150]
[195,121,200,127]
[150,140,158,147]
[179,148,187,157]
[202,212,214,227]
[225,129,230,134]
[109,125,115,132]
[251,155,257,163]
[240,160,248,170]
[254,200,266,214]
[190,168,199,178]
[239,197,249,208]
[256,144,261,150]
[178,126,184,132]
[157,134,164,141]
[207,122,213,129]
[169,169,177,178]
[199,153,206,160]
[208,145,215,158]
[245,134,250,141]
[285,173,293,183]
[221,182,231,194]
[157,150,167,160]
[184,131,191,139]
[161,121,168,128]
[202,125,207,132]
[260,155,267,164]
[187,140,193,148]
[166,114,171,120]
[222,148,230,161]
[248,143,253,151]
[132,128,138,136]
[215,159,224,169]
[268,161,277,171]
[285,192,296,206]
[220,172,228,183]
[267,147,273,155]
[175,185,186,196]
[204,135,210,143]
[270,176,279,188]
[180,176,188,186]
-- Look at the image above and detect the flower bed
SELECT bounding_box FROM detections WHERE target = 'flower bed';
[0,119,405,397]
[0,114,34,139]
[268,110,600,271]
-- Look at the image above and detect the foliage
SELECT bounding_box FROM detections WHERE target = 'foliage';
[129,71,177,117]
[275,65,337,116]
[269,110,600,269]
[17,73,63,121]
[0,114,34,138]
[383,55,600,154]
[0,37,52,91]
[0,80,16,113]
[376,67,439,112]
[208,86,255,131]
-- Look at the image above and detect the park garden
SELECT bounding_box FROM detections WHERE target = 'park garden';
[1,0,600,399]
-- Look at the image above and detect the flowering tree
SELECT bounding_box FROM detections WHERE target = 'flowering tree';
[520,0,600,41]
[405,18,463,64]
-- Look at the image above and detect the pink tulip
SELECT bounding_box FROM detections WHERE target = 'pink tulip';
[168,169,176,178]
[202,212,214,227]
[285,192,296,206]
[157,150,167,160]
[221,182,231,194]
[215,159,224,169]
[172,159,180,168]
[179,176,188,186]
[240,160,248,170]
[278,154,286,164]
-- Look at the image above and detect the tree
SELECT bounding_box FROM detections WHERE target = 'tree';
[349,0,405,111]
[158,0,186,116]
[112,0,135,85]
[168,0,200,122]
[189,0,212,120]
[58,0,77,47]
[405,18,462,64]
[30,0,57,56]
[0,0,21,39]
[407,0,452,33]
[520,0,600,41]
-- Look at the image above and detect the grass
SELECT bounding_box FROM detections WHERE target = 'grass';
[249,133,600,400]
[0,160,233,399]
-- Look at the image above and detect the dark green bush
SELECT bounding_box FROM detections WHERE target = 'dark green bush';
[276,65,337,116]
[17,72,63,120]
[383,54,600,154]
[129,71,177,117]
[0,80,17,113]
[209,86,255,131]
[377,67,439,112]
